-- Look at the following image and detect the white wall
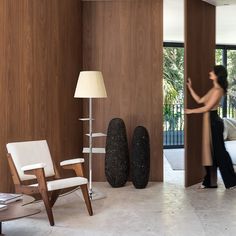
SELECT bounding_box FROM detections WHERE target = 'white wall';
[164,0,236,45]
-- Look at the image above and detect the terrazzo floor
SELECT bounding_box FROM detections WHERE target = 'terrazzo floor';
[3,156,236,236]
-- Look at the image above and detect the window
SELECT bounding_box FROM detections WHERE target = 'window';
[163,43,236,148]
[227,50,236,118]
[163,46,184,147]
[216,47,236,118]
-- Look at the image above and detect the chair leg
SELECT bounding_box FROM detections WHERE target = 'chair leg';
[50,190,61,208]
[40,190,55,226]
[80,184,93,216]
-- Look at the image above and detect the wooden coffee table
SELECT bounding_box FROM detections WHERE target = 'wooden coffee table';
[0,195,40,235]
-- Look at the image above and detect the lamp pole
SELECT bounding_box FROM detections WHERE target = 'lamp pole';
[89,98,93,199]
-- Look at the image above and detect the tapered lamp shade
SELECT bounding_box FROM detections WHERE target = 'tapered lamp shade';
[74,71,107,98]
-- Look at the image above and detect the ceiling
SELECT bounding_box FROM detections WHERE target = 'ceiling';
[202,0,236,6]
[164,0,236,45]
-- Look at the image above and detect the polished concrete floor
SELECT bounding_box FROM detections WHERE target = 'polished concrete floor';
[3,157,236,236]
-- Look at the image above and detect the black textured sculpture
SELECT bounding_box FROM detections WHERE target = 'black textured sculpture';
[105,118,129,187]
[131,126,150,189]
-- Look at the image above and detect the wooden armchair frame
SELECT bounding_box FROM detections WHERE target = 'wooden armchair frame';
[7,153,93,226]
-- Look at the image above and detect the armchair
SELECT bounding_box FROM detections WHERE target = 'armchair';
[6,140,93,226]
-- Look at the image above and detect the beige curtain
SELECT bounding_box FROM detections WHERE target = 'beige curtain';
[202,112,213,166]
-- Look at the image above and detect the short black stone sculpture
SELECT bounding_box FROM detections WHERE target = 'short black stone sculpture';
[131,126,150,189]
[105,118,129,187]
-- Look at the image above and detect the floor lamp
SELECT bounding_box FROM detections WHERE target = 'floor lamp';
[74,71,107,200]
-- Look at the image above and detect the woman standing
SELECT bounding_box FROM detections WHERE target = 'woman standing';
[185,65,236,189]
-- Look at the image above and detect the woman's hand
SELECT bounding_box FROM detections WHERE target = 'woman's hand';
[186,78,192,90]
[184,108,193,114]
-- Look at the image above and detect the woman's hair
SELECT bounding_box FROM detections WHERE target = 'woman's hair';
[214,65,228,94]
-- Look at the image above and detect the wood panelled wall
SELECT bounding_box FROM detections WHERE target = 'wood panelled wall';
[82,0,163,181]
[0,0,83,192]
[184,0,216,187]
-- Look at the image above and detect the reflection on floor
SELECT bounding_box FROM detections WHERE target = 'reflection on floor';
[164,148,184,170]
[164,153,184,186]
[4,155,235,236]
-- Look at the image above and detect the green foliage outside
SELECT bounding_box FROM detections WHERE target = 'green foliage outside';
[215,49,223,65]
[227,50,236,108]
[163,47,184,105]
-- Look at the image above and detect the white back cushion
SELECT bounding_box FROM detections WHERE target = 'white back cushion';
[6,140,55,181]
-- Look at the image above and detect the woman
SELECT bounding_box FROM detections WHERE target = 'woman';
[185,65,236,189]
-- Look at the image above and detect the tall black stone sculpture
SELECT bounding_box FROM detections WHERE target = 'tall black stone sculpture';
[105,118,129,187]
[131,126,150,189]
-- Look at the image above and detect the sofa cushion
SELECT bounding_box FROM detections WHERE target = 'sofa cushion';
[225,140,236,165]
[223,118,236,141]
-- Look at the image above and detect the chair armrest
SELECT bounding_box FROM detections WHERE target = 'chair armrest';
[60,158,84,167]
[22,164,48,191]
[21,163,46,172]
[60,158,85,177]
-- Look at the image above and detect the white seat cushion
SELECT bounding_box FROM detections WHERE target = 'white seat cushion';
[225,140,236,165]
[29,177,88,191]
[6,140,55,181]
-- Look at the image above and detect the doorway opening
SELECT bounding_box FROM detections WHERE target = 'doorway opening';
[163,0,185,186]
[163,1,236,187]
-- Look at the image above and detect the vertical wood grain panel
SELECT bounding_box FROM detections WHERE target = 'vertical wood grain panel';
[83,0,163,181]
[185,0,216,187]
[0,0,83,192]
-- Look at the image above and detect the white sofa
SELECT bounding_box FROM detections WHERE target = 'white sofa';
[223,118,236,165]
